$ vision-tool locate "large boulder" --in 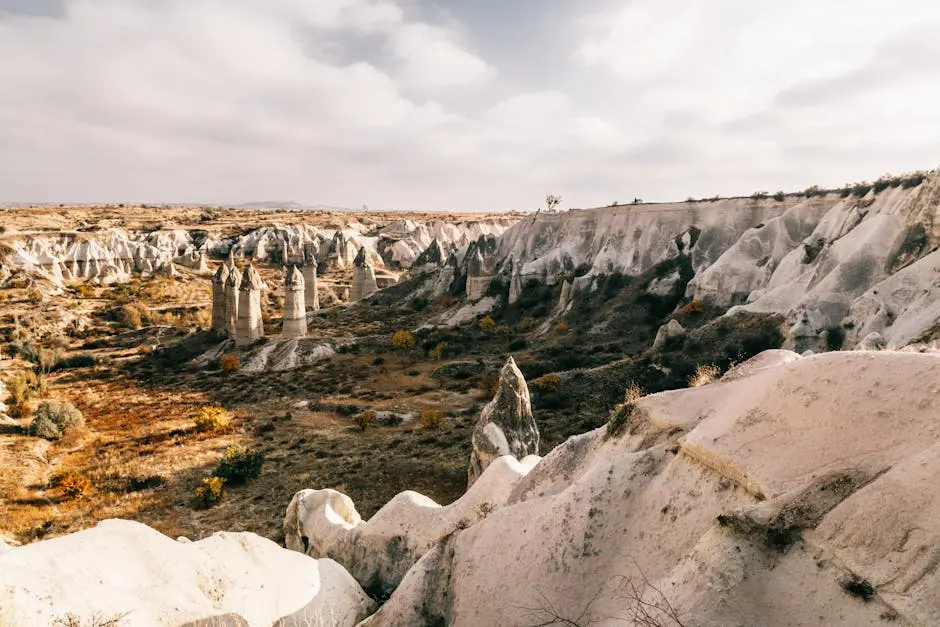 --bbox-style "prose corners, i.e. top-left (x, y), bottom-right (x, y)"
top-left (651, 319), bottom-right (685, 351)
top-left (0, 519), bottom-right (373, 626)
top-left (468, 357), bottom-right (540, 485)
